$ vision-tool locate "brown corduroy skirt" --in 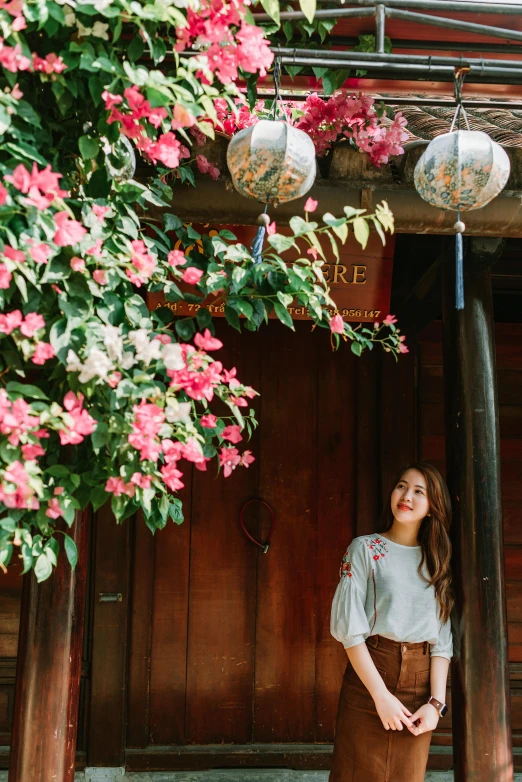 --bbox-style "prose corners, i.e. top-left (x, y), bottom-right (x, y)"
top-left (329, 635), bottom-right (433, 782)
